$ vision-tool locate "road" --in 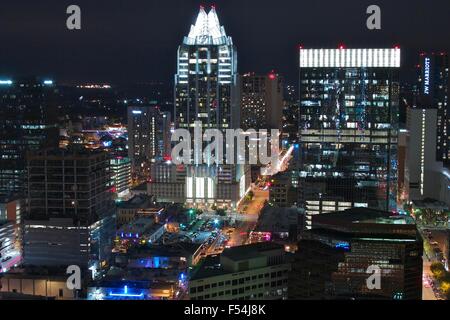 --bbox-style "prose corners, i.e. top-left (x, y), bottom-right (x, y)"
top-left (423, 259), bottom-right (438, 300)
top-left (228, 187), bottom-right (269, 247)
